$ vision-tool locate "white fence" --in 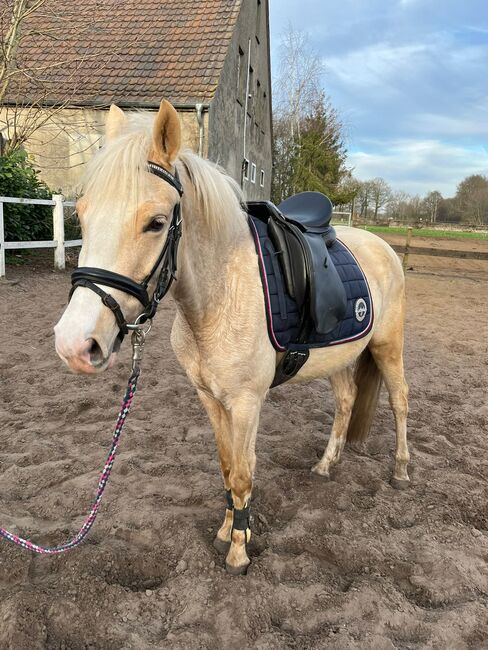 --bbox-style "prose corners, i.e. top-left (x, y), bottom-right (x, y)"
top-left (0, 201), bottom-right (354, 279)
top-left (0, 195), bottom-right (82, 278)
top-left (331, 210), bottom-right (352, 227)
